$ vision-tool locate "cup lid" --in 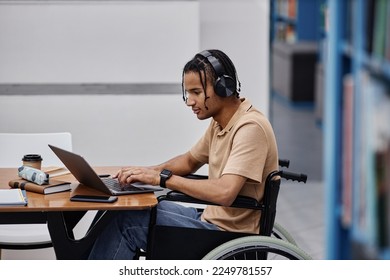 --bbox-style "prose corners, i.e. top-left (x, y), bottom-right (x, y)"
top-left (22, 154), bottom-right (43, 162)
